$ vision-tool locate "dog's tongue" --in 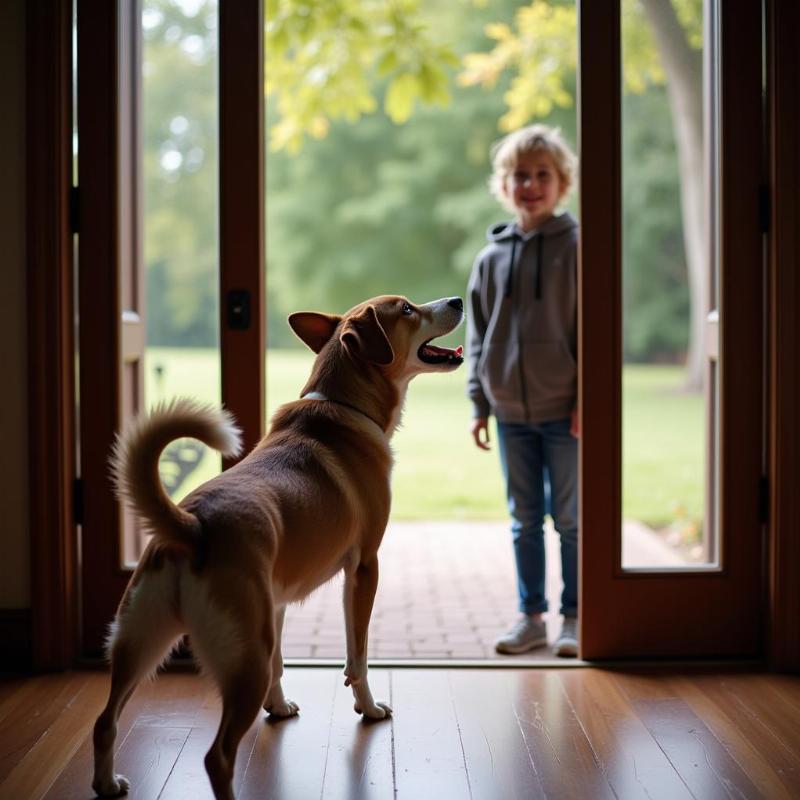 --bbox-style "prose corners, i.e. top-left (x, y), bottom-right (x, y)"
top-left (456, 346), bottom-right (463, 356)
